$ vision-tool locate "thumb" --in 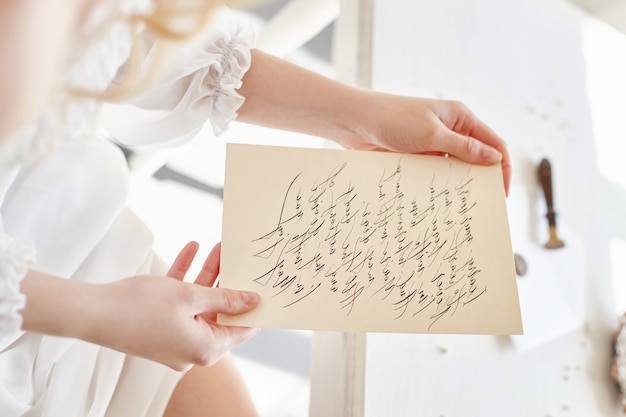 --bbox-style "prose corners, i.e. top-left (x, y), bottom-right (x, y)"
top-left (199, 287), bottom-right (260, 315)
top-left (444, 132), bottom-right (503, 165)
